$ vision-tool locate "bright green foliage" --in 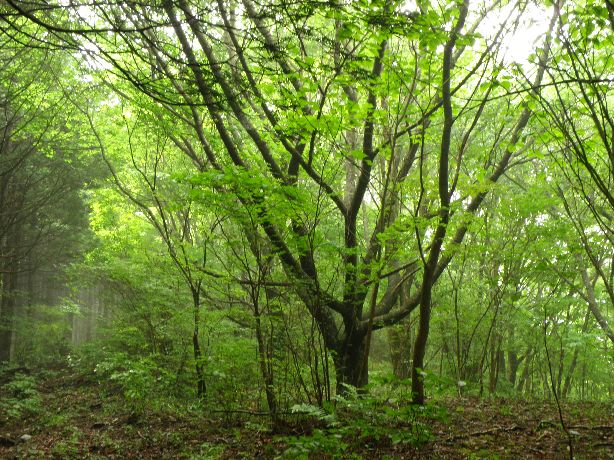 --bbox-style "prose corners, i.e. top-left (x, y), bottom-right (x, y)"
top-left (0, 0), bottom-right (612, 439)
